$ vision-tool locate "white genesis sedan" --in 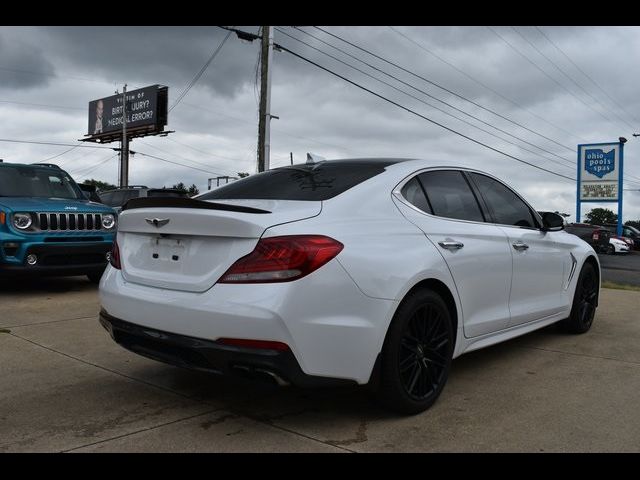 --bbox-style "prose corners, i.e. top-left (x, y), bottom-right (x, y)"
top-left (99, 159), bottom-right (600, 414)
